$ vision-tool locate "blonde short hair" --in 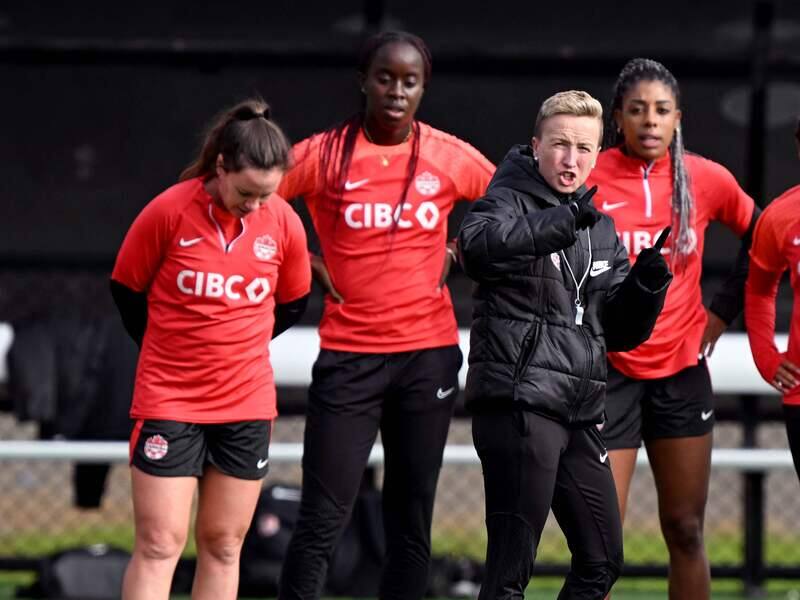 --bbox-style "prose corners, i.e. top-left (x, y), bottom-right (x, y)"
top-left (534, 90), bottom-right (604, 144)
